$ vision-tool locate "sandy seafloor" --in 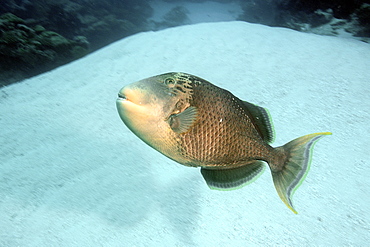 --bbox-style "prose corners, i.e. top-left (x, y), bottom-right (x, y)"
top-left (0, 21), bottom-right (369, 246)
